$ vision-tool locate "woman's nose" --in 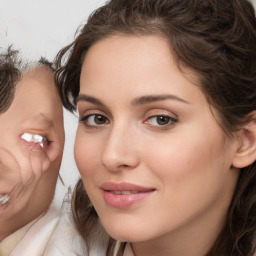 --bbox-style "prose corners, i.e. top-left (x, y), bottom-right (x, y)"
top-left (101, 125), bottom-right (140, 172)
